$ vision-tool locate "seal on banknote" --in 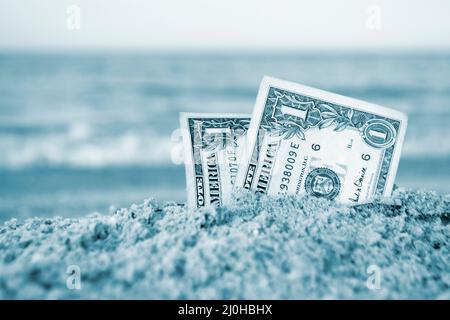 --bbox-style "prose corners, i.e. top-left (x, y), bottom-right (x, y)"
top-left (305, 168), bottom-right (341, 200)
